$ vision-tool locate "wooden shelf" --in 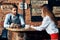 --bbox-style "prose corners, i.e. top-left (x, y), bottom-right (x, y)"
top-left (31, 0), bottom-right (48, 16)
